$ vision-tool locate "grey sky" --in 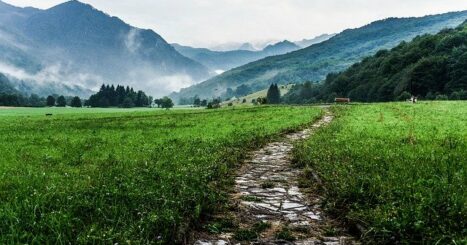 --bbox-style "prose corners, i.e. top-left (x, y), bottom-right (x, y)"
top-left (6, 0), bottom-right (467, 47)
